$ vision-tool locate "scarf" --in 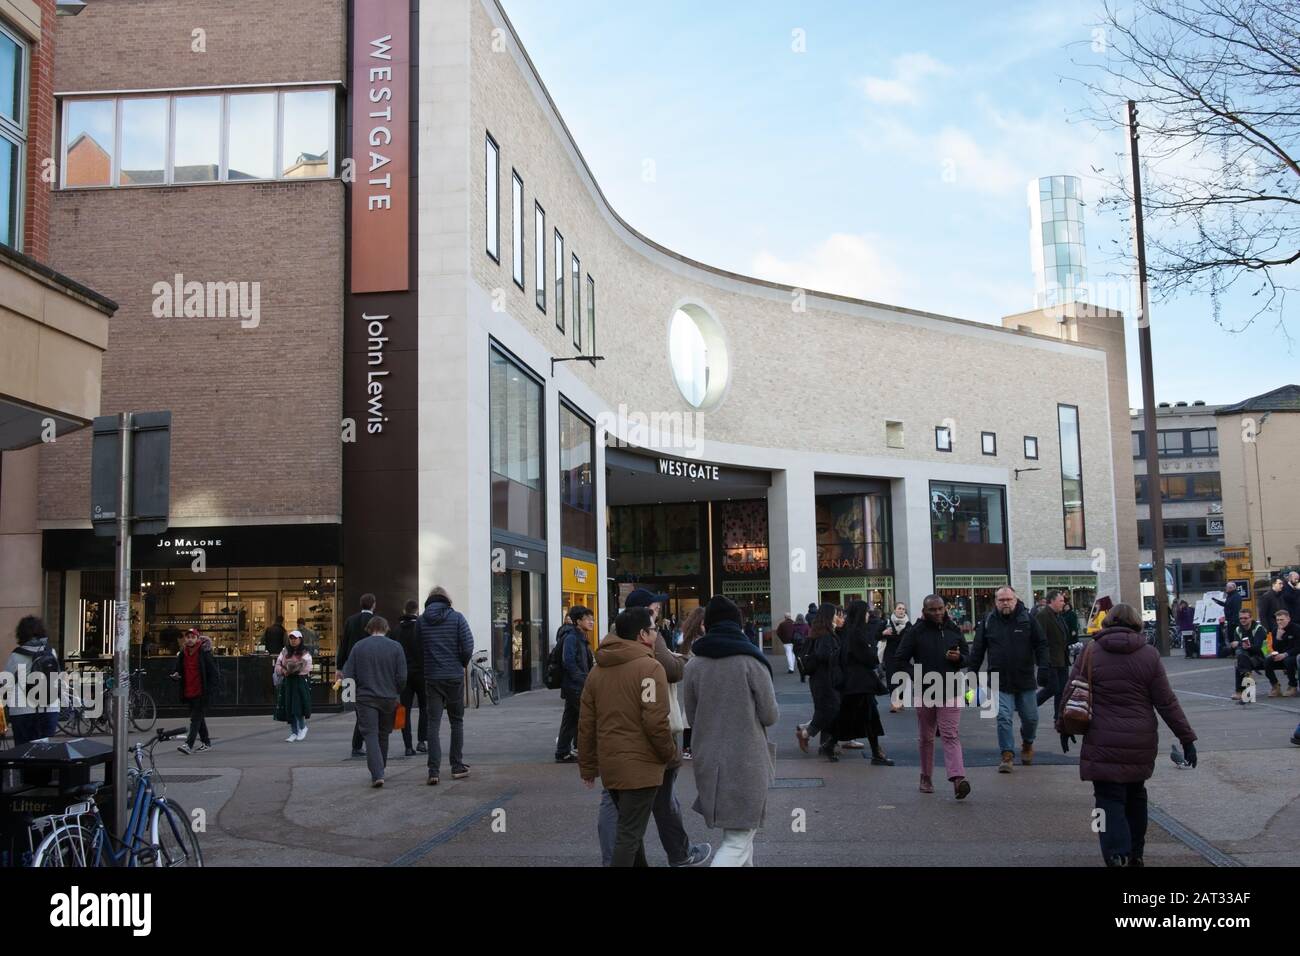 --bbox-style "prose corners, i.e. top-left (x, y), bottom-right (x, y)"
top-left (690, 619), bottom-right (772, 674)
top-left (889, 612), bottom-right (909, 631)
